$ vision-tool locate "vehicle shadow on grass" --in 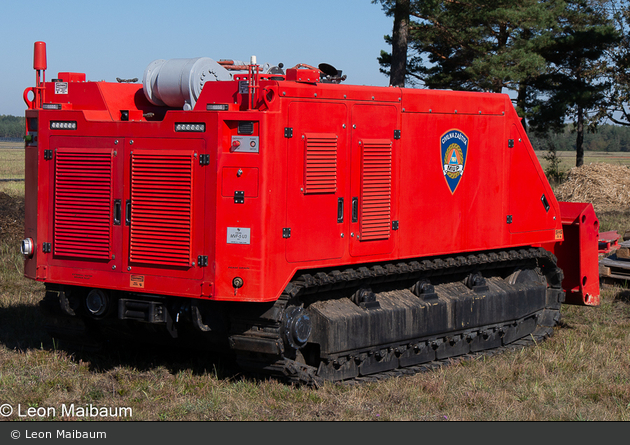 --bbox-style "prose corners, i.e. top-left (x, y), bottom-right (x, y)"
top-left (614, 289), bottom-right (630, 304)
top-left (0, 302), bottom-right (249, 383)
